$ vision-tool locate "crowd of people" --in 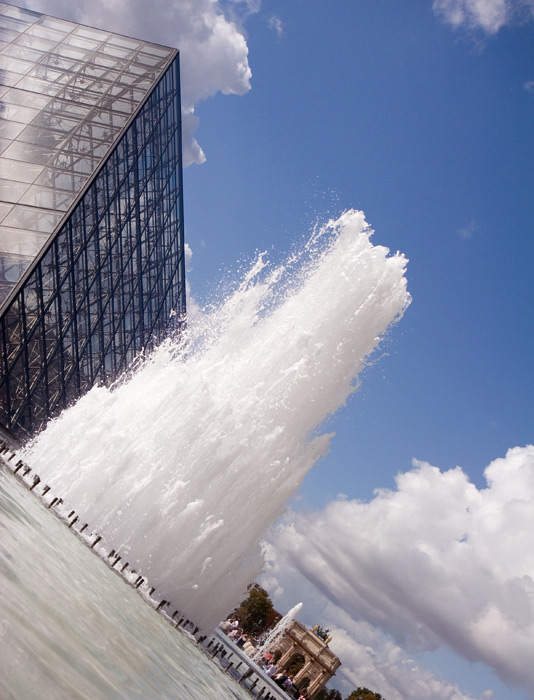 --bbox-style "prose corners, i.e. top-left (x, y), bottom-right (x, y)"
top-left (219, 619), bottom-right (309, 700)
